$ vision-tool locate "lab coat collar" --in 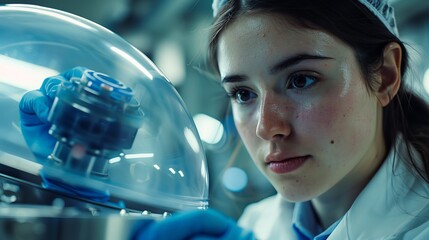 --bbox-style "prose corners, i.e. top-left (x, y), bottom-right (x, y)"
top-left (329, 138), bottom-right (429, 239)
